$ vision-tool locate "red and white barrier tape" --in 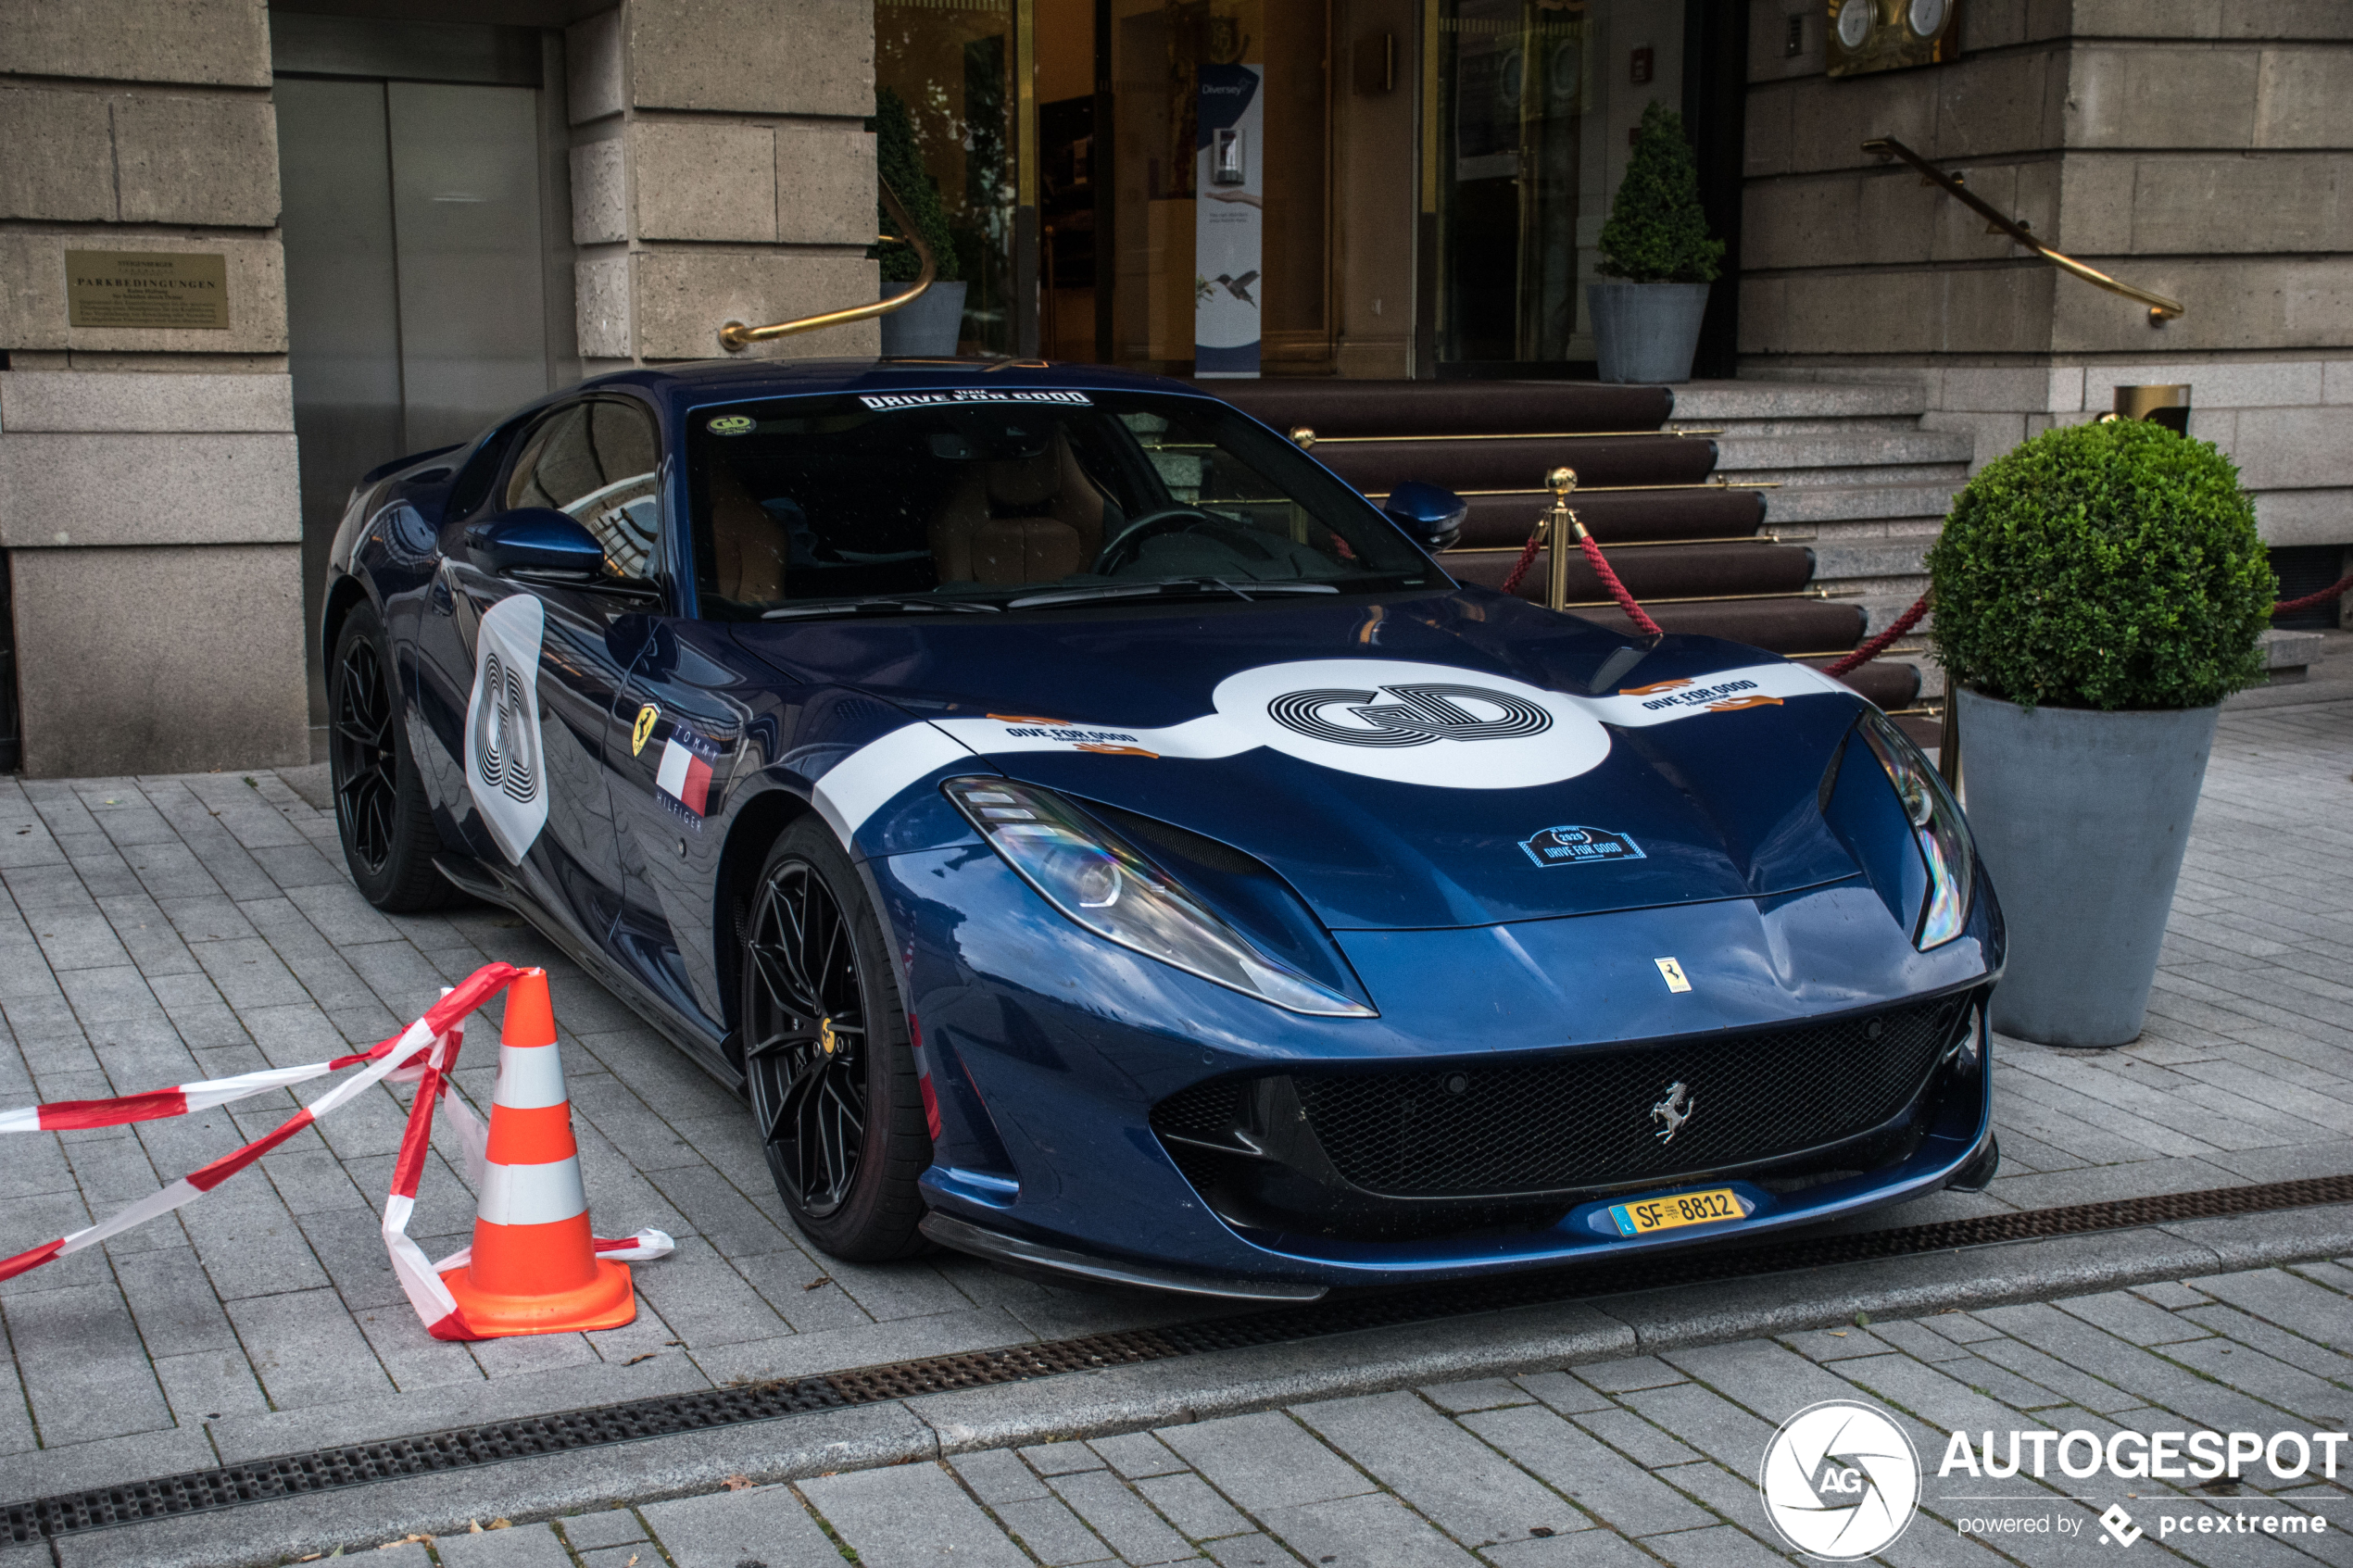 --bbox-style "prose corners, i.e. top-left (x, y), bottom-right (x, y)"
top-left (0, 962), bottom-right (673, 1339)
